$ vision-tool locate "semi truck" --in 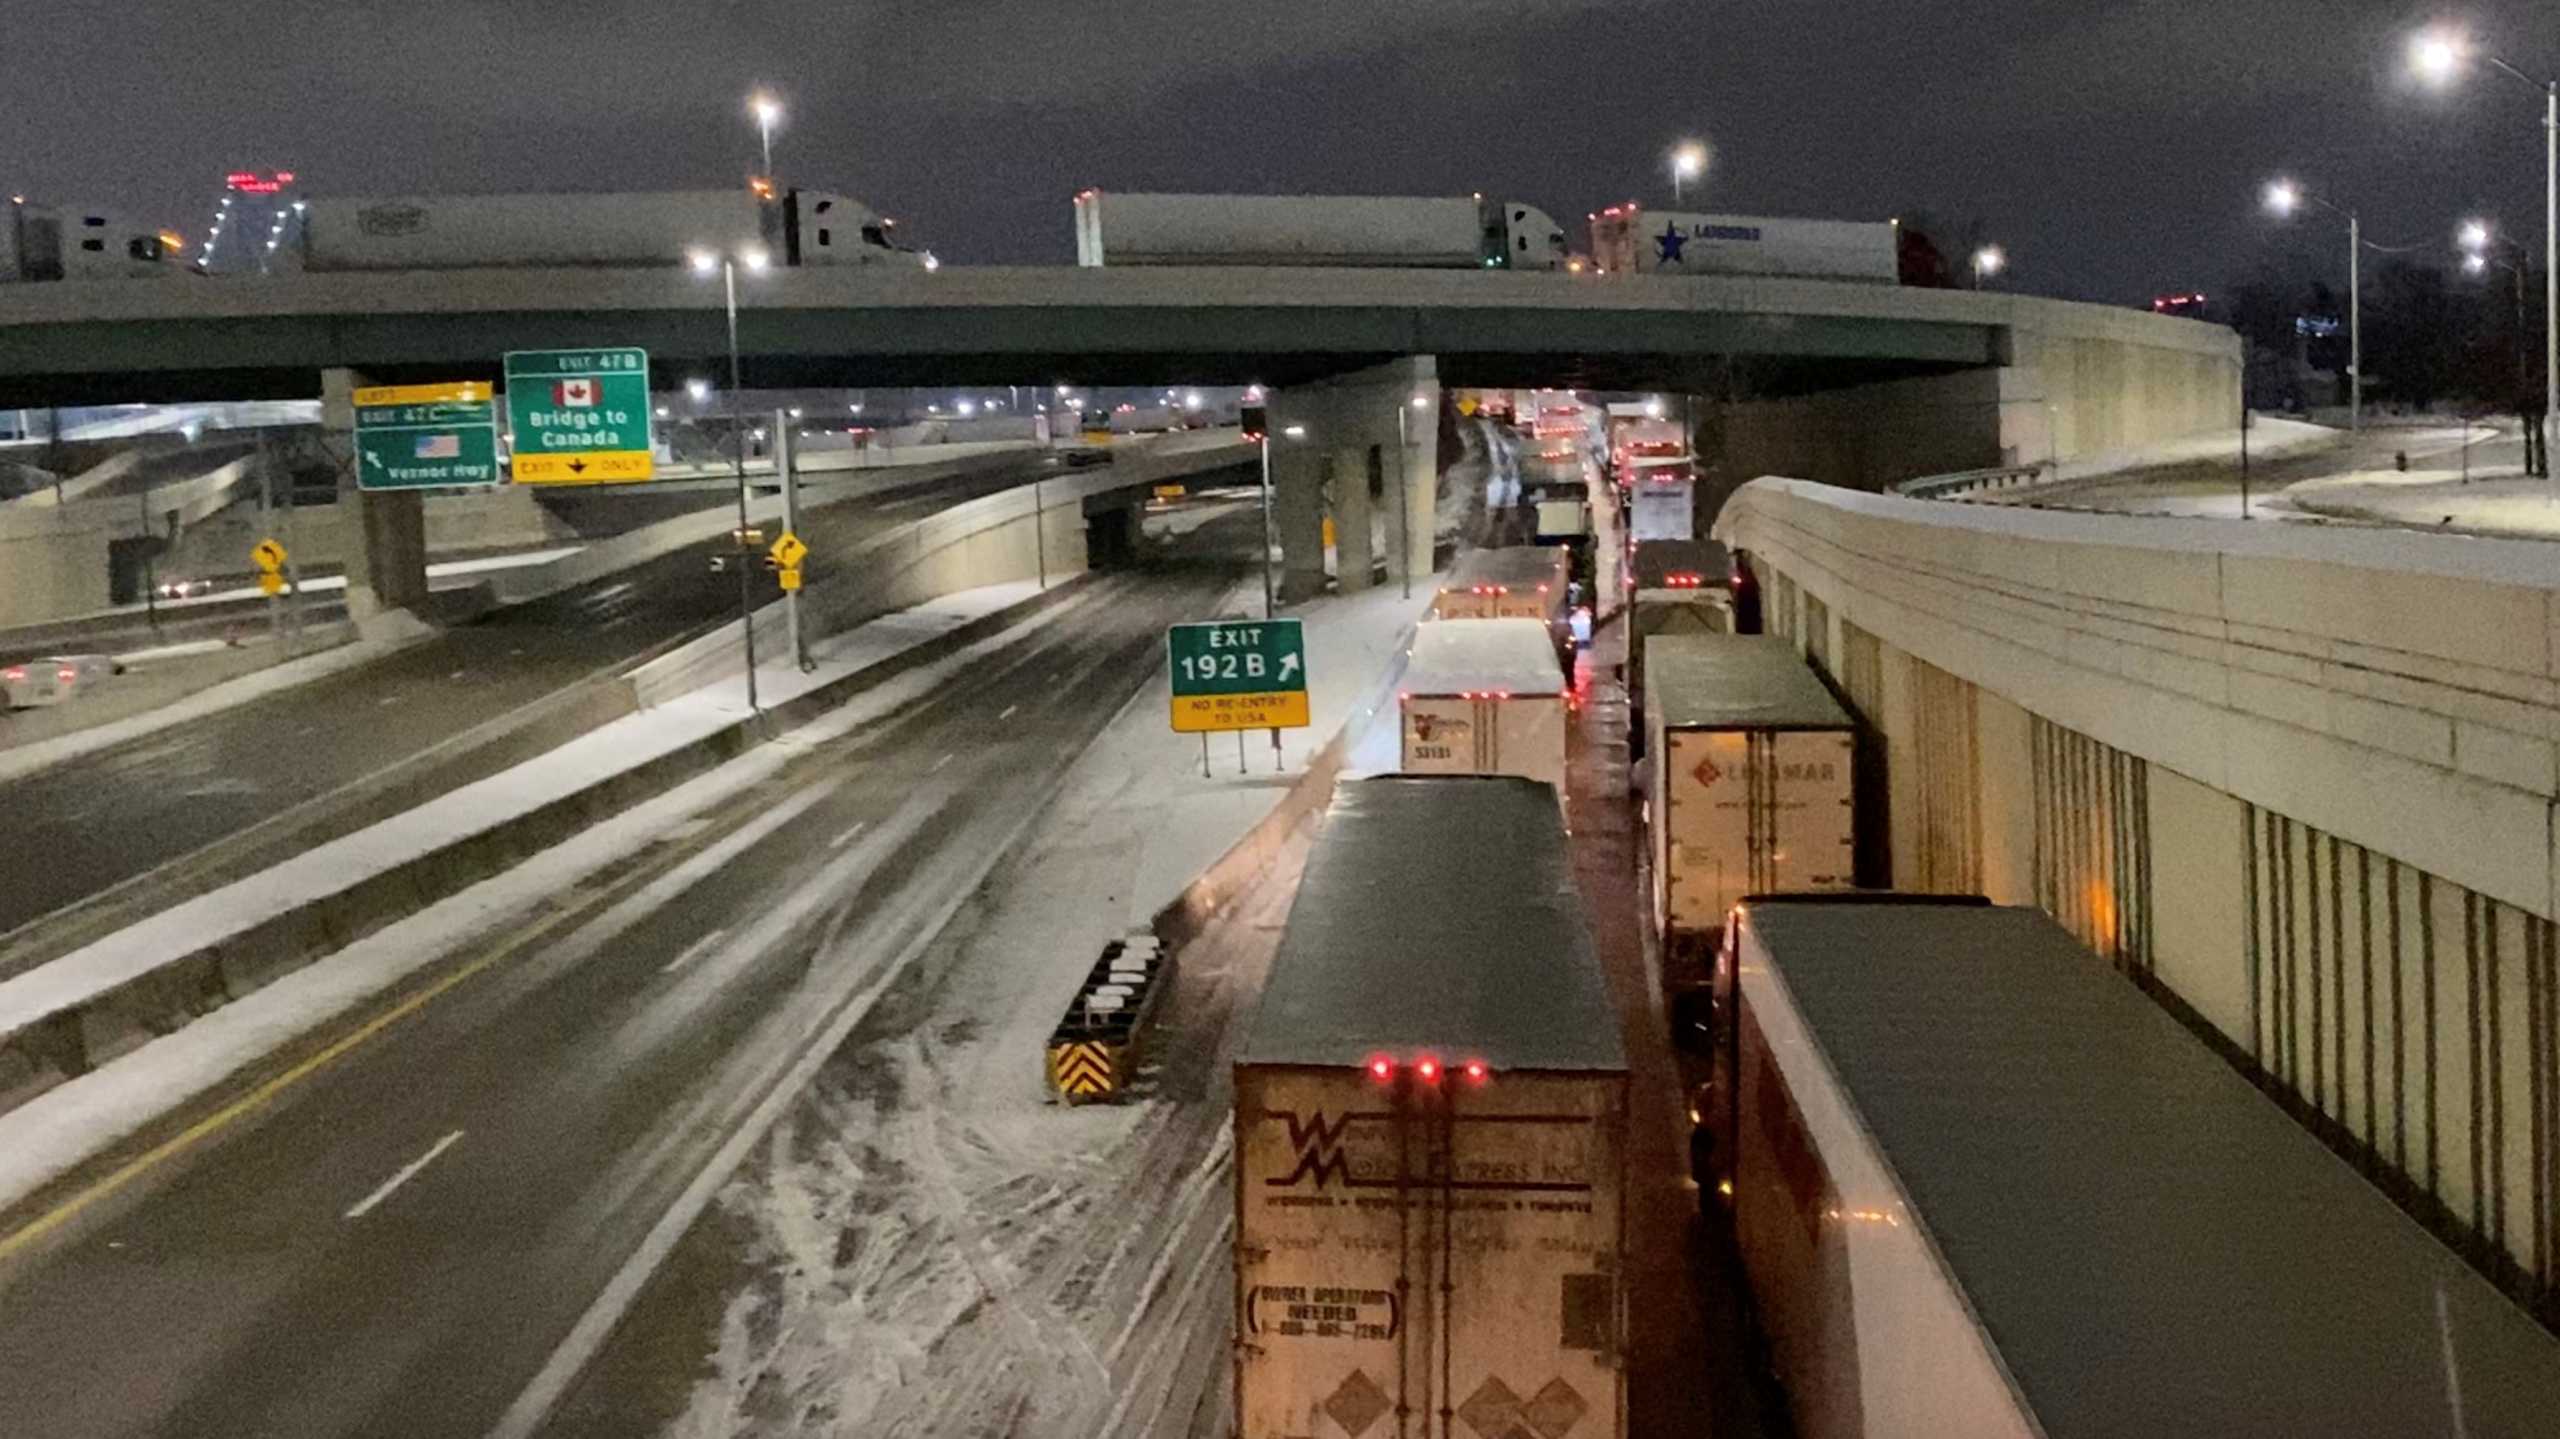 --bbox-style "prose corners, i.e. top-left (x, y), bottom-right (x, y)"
top-left (1591, 207), bottom-right (1901, 283)
top-left (1400, 618), bottom-right (1570, 798)
top-left (292, 188), bottom-right (923, 271)
top-left (1429, 545), bottom-right (1573, 650)
top-left (1234, 776), bottom-right (1627, 1439)
top-left (1713, 897), bottom-right (2560, 1439)
top-left (1073, 191), bottom-right (1568, 270)
top-left (3, 200), bottom-right (180, 282)
top-left (1622, 586), bottom-right (1731, 757)
top-left (1645, 635), bottom-right (1855, 965)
